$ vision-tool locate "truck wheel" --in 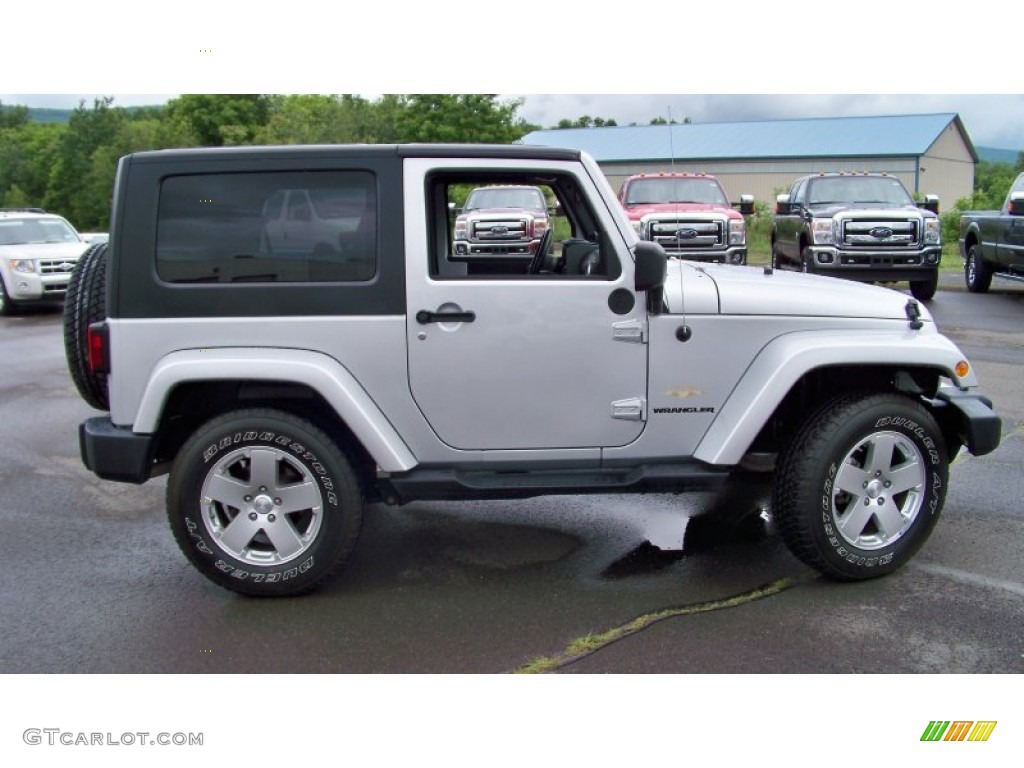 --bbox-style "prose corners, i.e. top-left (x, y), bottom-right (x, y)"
top-left (909, 271), bottom-right (938, 301)
top-left (62, 243), bottom-right (109, 410)
top-left (965, 245), bottom-right (992, 293)
top-left (772, 392), bottom-right (948, 581)
top-left (167, 409), bottom-right (364, 596)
